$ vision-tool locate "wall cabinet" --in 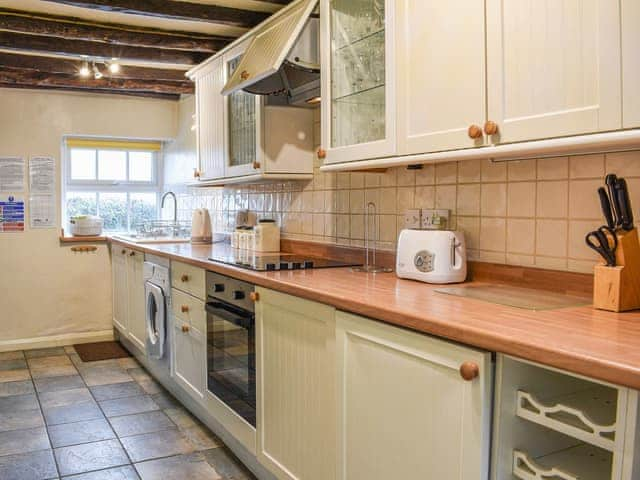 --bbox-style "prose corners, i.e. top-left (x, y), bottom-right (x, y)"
top-left (335, 311), bottom-right (492, 480)
top-left (622, 0), bottom-right (640, 128)
top-left (195, 56), bottom-right (225, 181)
top-left (111, 246), bottom-right (145, 353)
top-left (255, 288), bottom-right (336, 480)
